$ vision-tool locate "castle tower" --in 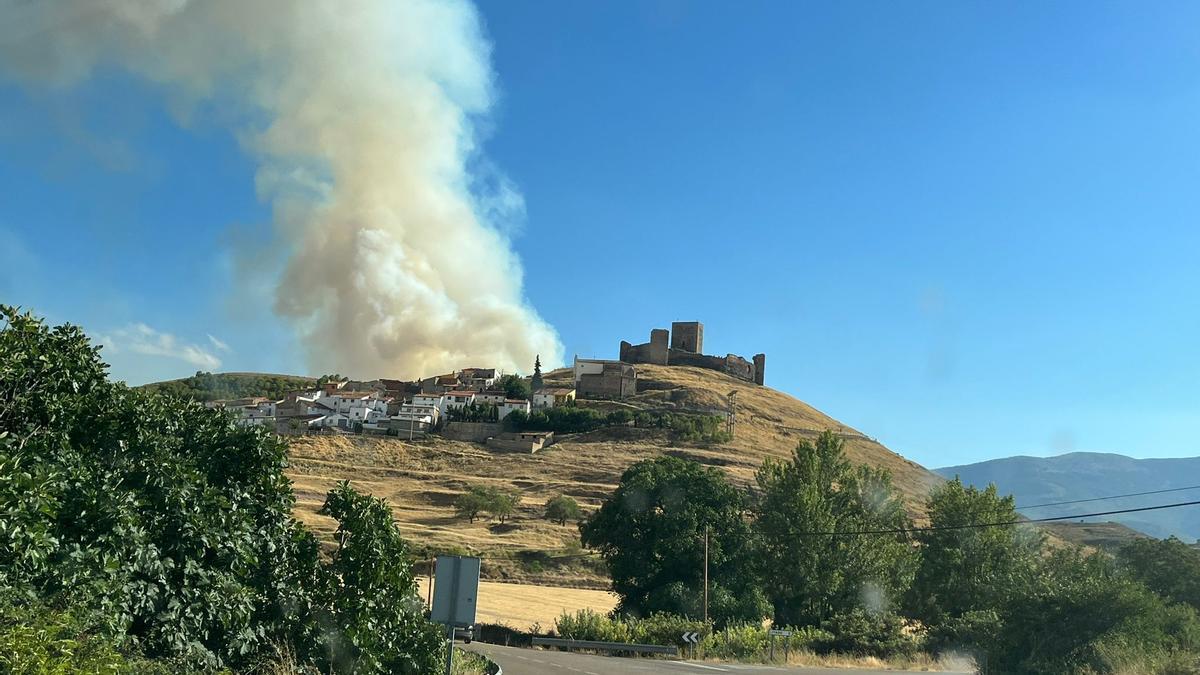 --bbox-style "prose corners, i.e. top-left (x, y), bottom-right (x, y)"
top-left (670, 321), bottom-right (704, 353)
top-left (753, 353), bottom-right (766, 386)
